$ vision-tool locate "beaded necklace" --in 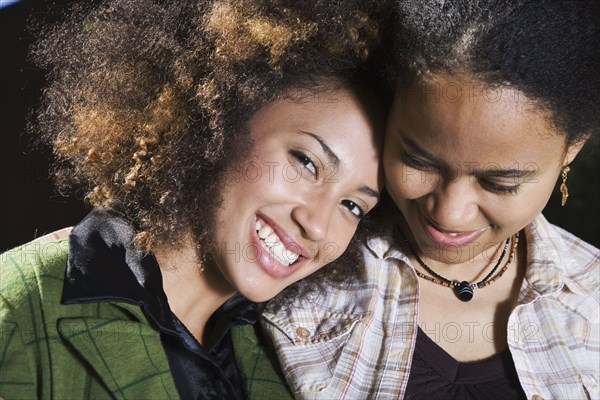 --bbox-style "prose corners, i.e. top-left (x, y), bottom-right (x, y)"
top-left (404, 232), bottom-right (519, 302)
